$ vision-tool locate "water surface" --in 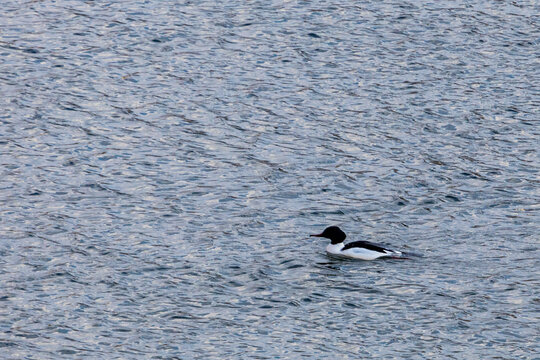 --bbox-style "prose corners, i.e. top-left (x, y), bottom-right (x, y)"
top-left (1, 1), bottom-right (539, 359)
